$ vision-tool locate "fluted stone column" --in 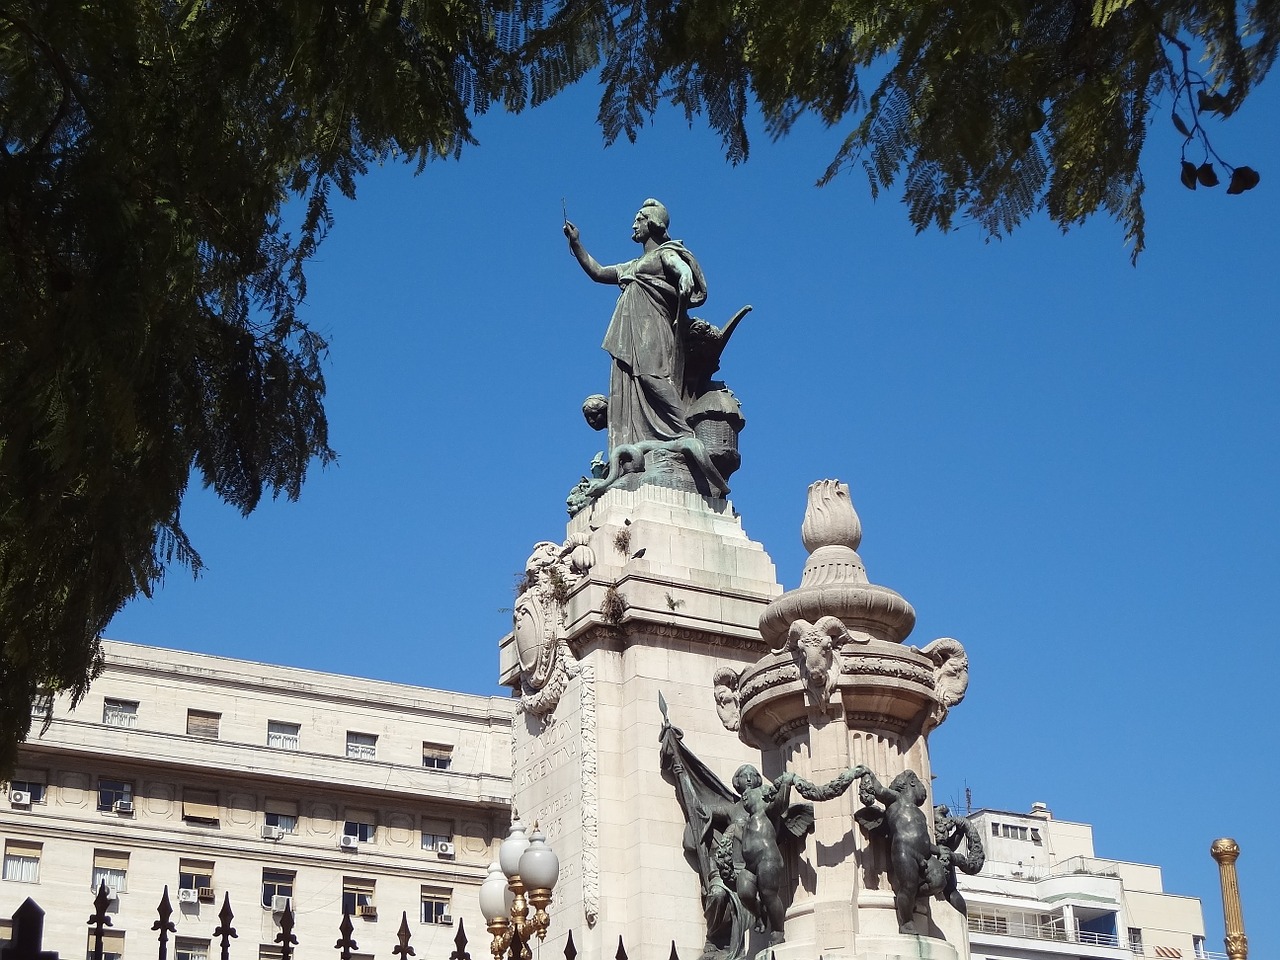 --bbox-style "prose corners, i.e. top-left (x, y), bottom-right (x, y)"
top-left (738, 481), bottom-right (971, 960)
top-left (1211, 838), bottom-right (1248, 960)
